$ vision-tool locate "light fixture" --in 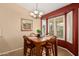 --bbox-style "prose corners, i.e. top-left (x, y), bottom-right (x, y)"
top-left (30, 3), bottom-right (43, 19)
